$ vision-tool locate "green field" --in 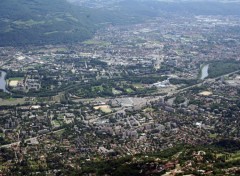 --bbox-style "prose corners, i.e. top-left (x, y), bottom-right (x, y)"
top-left (0, 133), bottom-right (4, 137)
top-left (92, 86), bottom-right (104, 92)
top-left (83, 40), bottom-right (111, 46)
top-left (52, 120), bottom-right (61, 127)
top-left (0, 98), bottom-right (26, 106)
top-left (7, 77), bottom-right (23, 81)
top-left (112, 88), bottom-right (122, 95)
top-left (44, 31), bottom-right (59, 35)
top-left (133, 83), bottom-right (144, 89)
top-left (126, 88), bottom-right (134, 93)
top-left (227, 151), bottom-right (240, 162)
top-left (209, 133), bottom-right (217, 138)
top-left (13, 19), bottom-right (45, 27)
top-left (54, 129), bottom-right (65, 136)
